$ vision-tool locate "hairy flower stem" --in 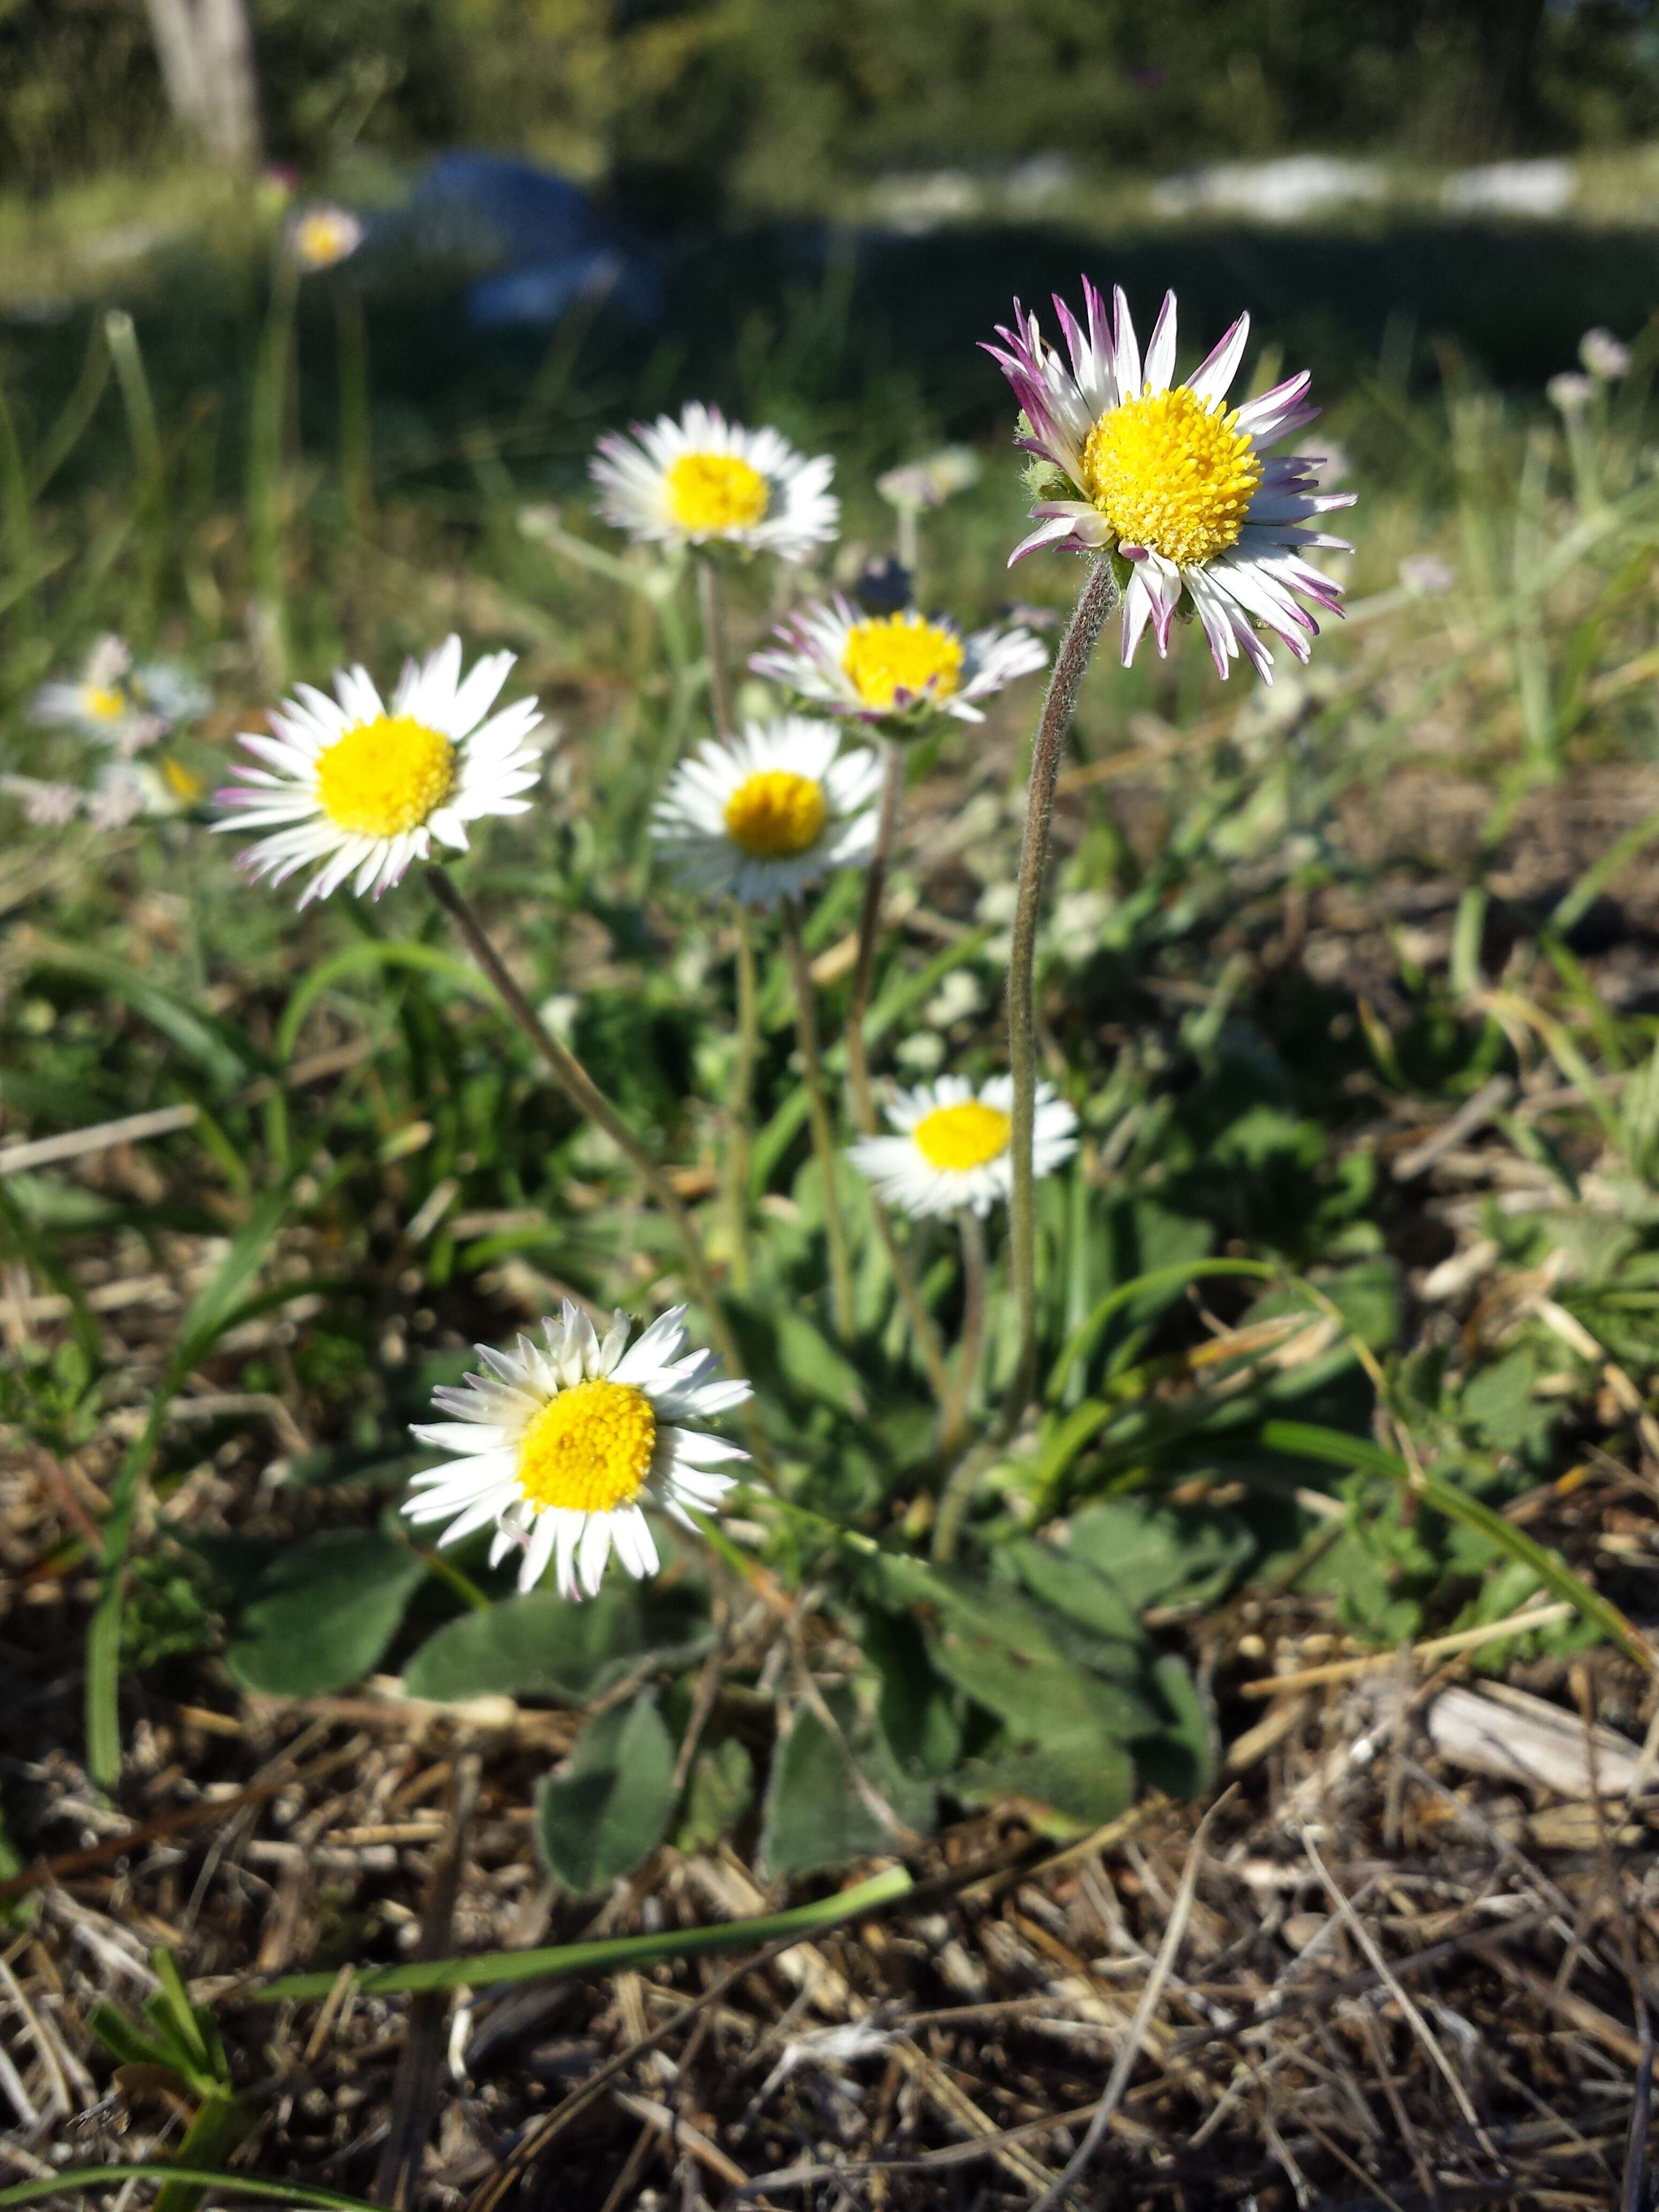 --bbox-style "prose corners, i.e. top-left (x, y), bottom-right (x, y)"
top-left (428, 865), bottom-right (744, 1384)
top-left (1005, 557), bottom-right (1117, 1420)
top-left (781, 901), bottom-right (857, 1343)
top-left (937, 1206), bottom-right (987, 1466)
top-left (723, 905), bottom-right (759, 1295)
top-left (846, 738), bottom-right (902, 1137)
top-left (843, 738), bottom-right (952, 1401)
top-left (696, 557), bottom-right (736, 742)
